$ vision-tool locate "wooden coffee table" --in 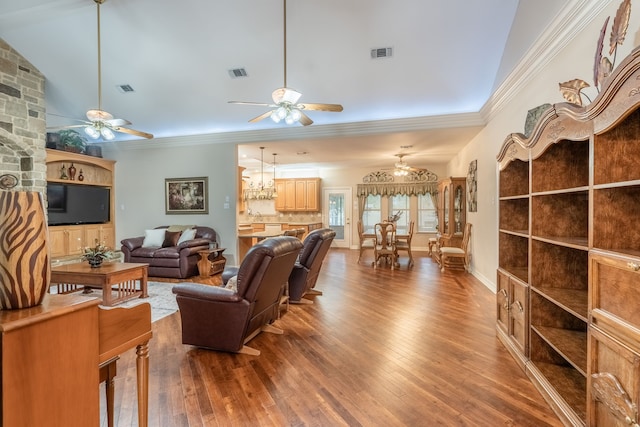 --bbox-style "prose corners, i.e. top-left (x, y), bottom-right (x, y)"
top-left (50, 262), bottom-right (149, 306)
